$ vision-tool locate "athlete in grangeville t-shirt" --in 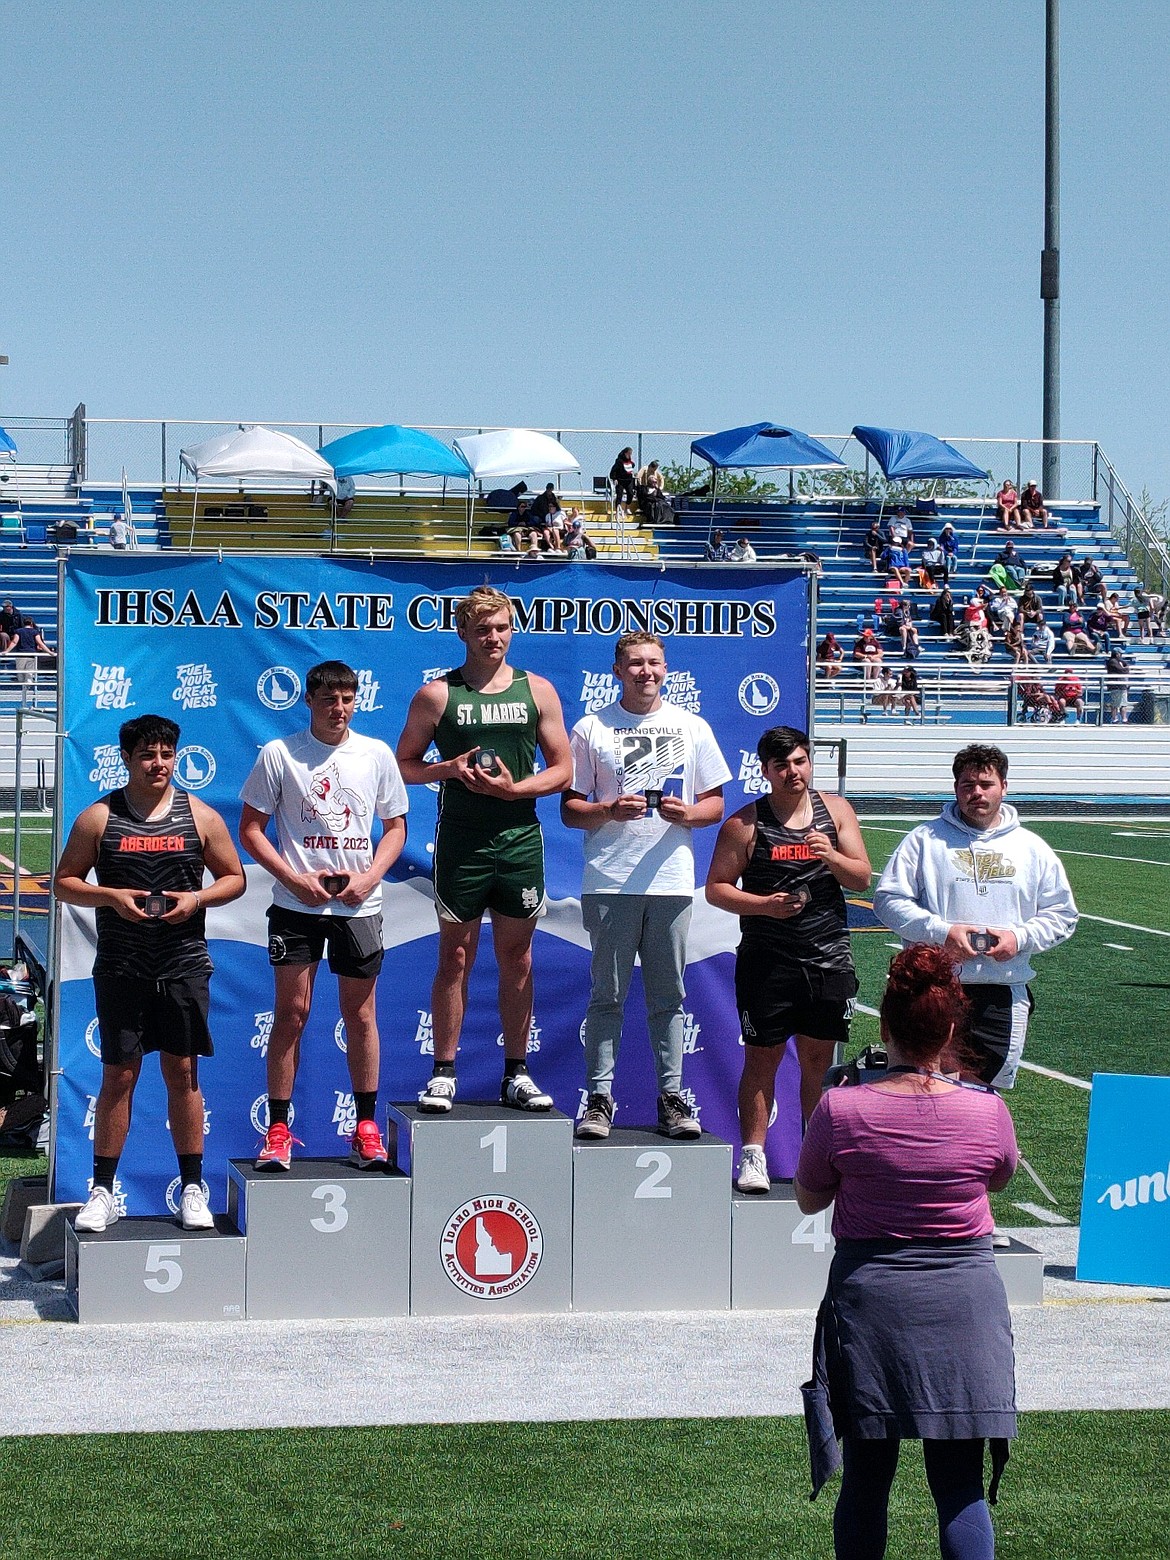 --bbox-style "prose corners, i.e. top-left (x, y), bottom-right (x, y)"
top-left (706, 725), bottom-right (871, 1194)
top-left (396, 585), bottom-right (572, 1114)
top-left (562, 631), bottom-right (731, 1140)
top-left (239, 661), bottom-right (408, 1171)
top-left (54, 713), bottom-right (245, 1233)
